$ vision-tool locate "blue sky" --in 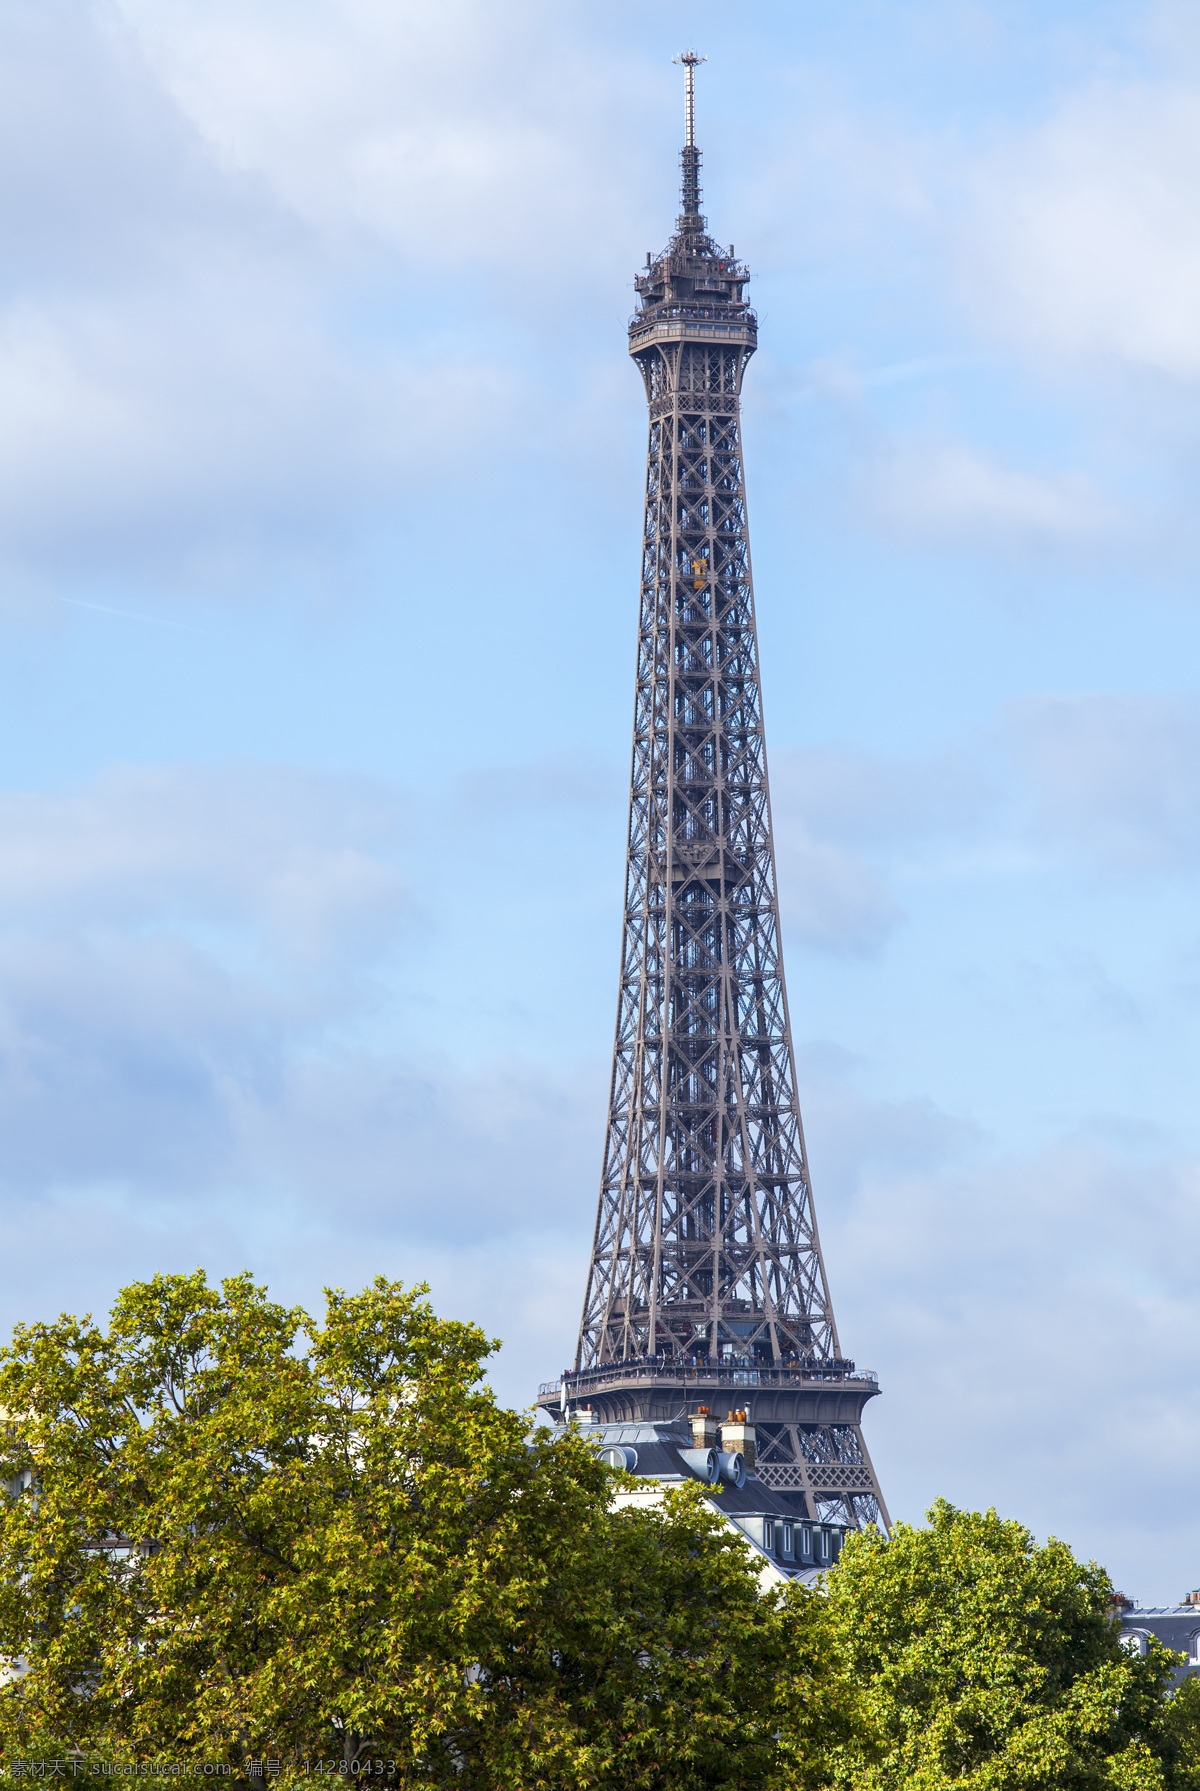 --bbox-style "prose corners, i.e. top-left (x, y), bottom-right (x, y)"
top-left (3, 0), bottom-right (1200, 1601)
